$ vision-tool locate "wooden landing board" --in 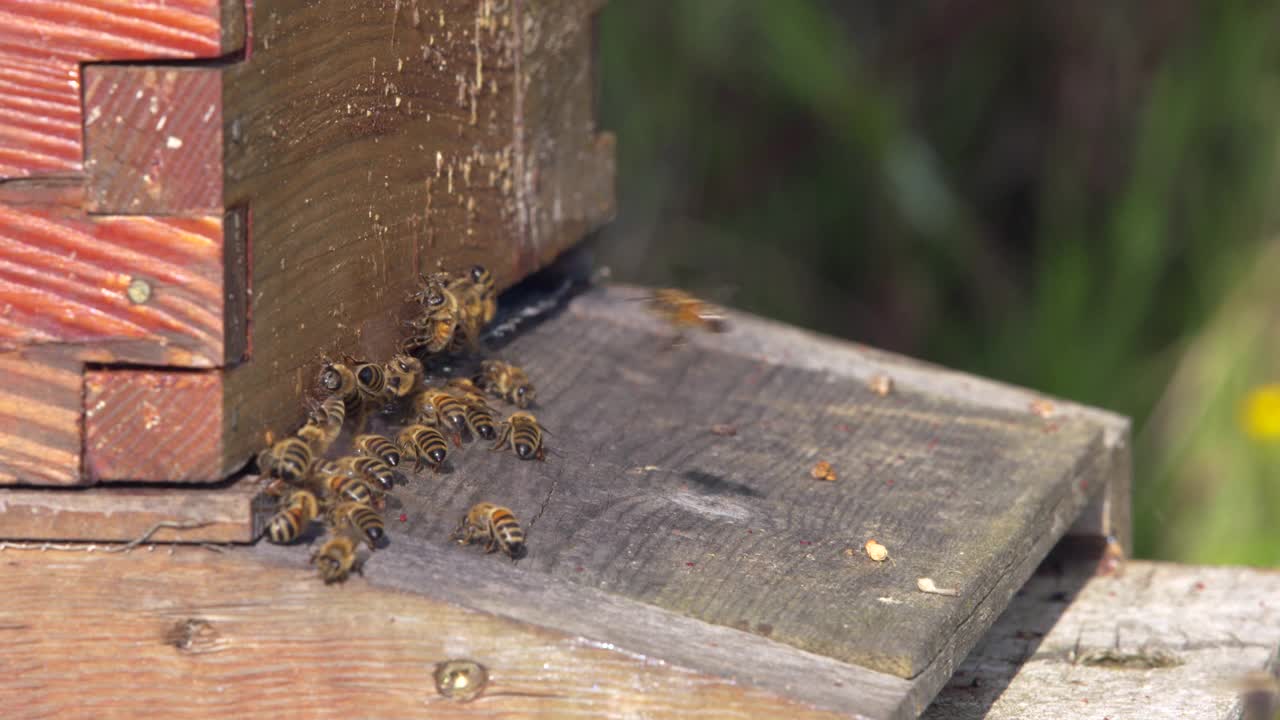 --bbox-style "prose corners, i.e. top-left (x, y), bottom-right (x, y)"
top-left (0, 546), bottom-right (869, 720)
top-left (925, 549), bottom-right (1280, 720)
